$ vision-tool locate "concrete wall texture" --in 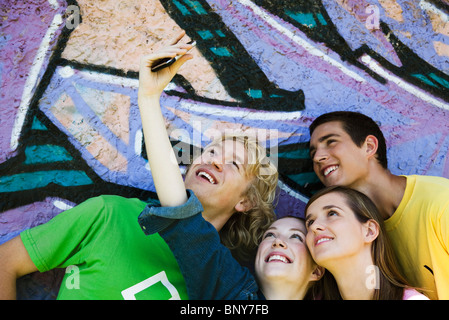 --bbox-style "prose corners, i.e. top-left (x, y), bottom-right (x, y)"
top-left (1, 0), bottom-right (448, 299)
